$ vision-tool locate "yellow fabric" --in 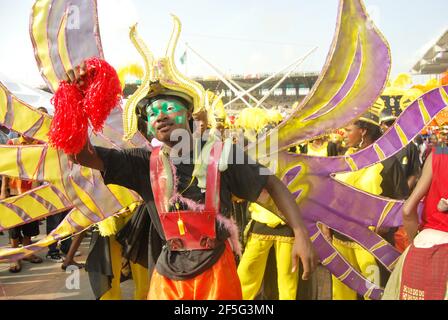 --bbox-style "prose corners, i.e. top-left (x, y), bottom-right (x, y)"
top-left (130, 261), bottom-right (150, 300)
top-left (335, 162), bottom-right (384, 196)
top-left (238, 234), bottom-right (298, 300)
top-left (331, 238), bottom-right (379, 300)
top-left (249, 203), bottom-right (285, 228)
top-left (100, 236), bottom-right (149, 300)
top-left (97, 204), bottom-right (136, 237)
top-left (100, 235), bottom-right (123, 300)
top-left (332, 148), bottom-right (384, 300)
top-left (307, 141), bottom-right (329, 157)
